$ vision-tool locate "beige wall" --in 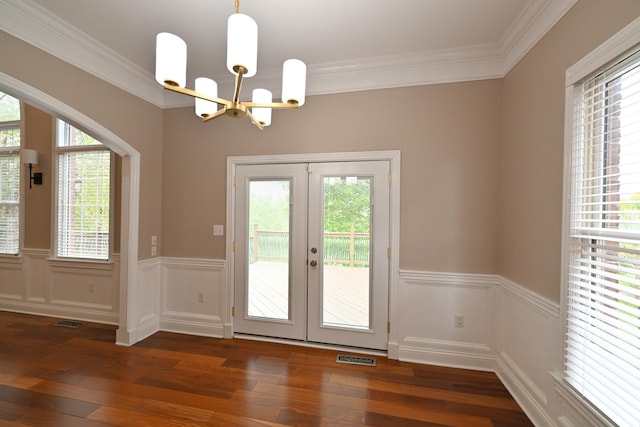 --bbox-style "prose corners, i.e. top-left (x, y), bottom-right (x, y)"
top-left (162, 80), bottom-right (502, 273)
top-left (22, 104), bottom-right (52, 249)
top-left (499, 0), bottom-right (640, 301)
top-left (0, 30), bottom-right (163, 259)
